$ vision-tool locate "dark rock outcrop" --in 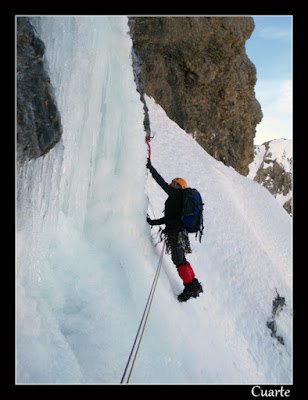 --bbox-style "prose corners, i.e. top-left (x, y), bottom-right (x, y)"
top-left (129, 16), bottom-right (262, 176)
top-left (248, 139), bottom-right (292, 215)
top-left (267, 290), bottom-right (286, 345)
top-left (131, 48), bottom-right (151, 138)
top-left (17, 17), bottom-right (62, 163)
